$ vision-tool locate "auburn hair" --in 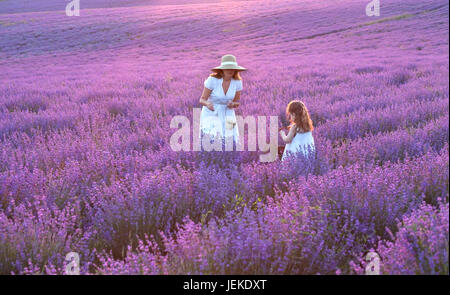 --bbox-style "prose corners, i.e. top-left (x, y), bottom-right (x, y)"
top-left (209, 69), bottom-right (242, 80)
top-left (286, 100), bottom-right (314, 133)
